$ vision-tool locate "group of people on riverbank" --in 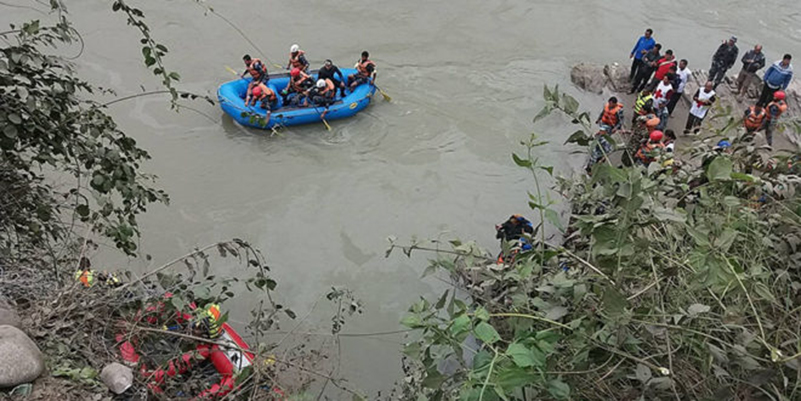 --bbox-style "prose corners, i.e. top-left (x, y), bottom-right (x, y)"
top-left (591, 28), bottom-right (794, 171)
top-left (238, 45), bottom-right (377, 115)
